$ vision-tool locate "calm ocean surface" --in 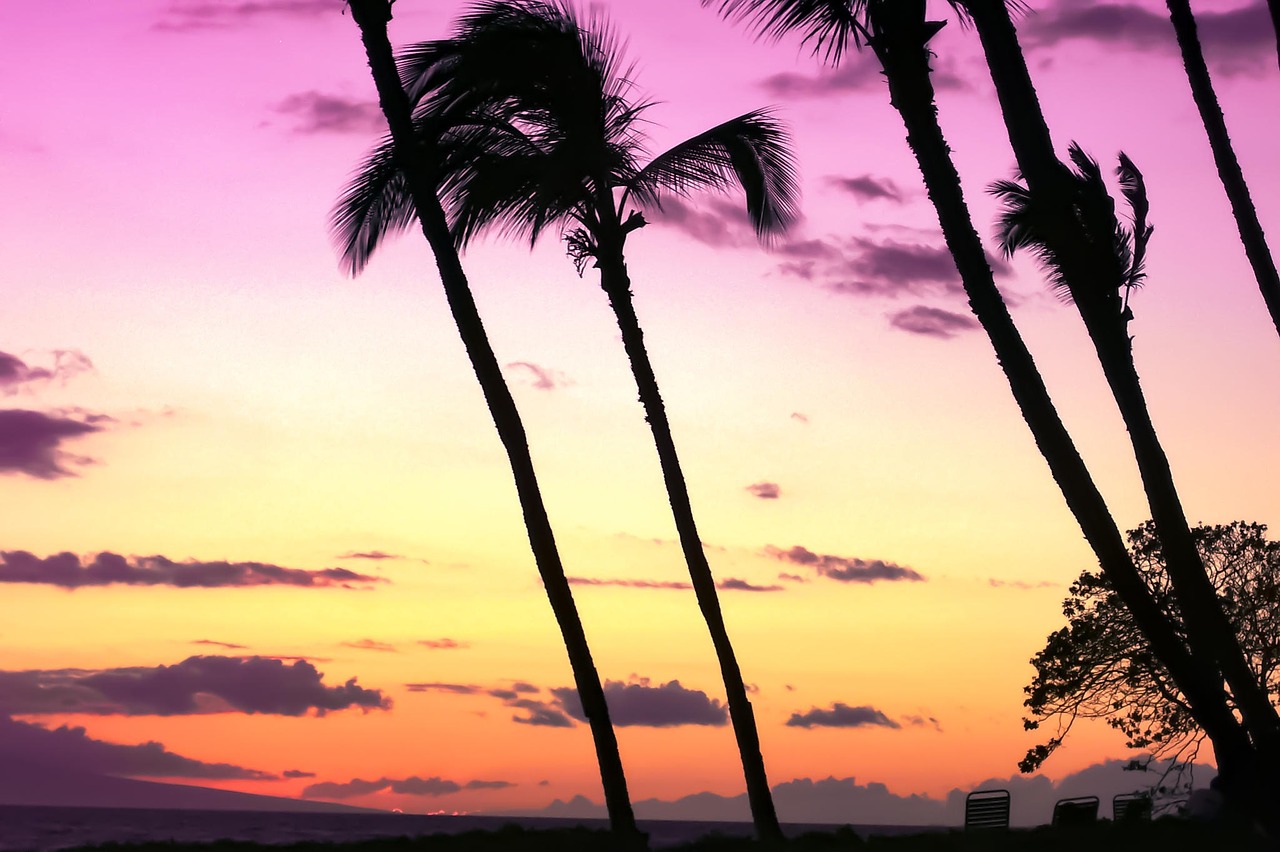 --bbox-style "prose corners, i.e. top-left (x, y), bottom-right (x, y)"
top-left (0, 805), bottom-right (932, 851)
